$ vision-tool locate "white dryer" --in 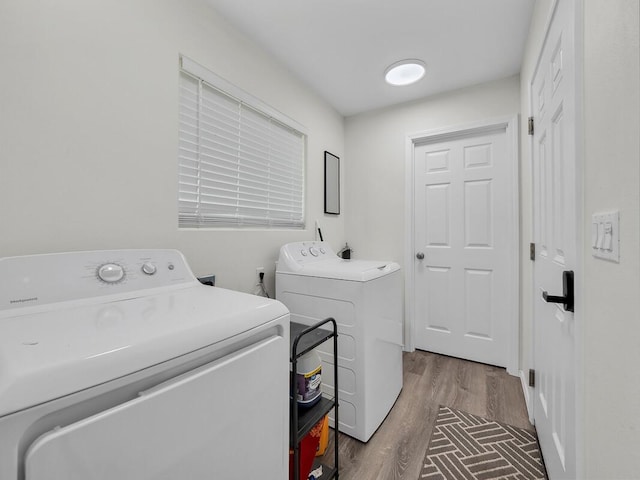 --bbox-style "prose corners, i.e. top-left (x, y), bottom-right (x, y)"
top-left (276, 241), bottom-right (403, 442)
top-left (0, 249), bottom-right (289, 480)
